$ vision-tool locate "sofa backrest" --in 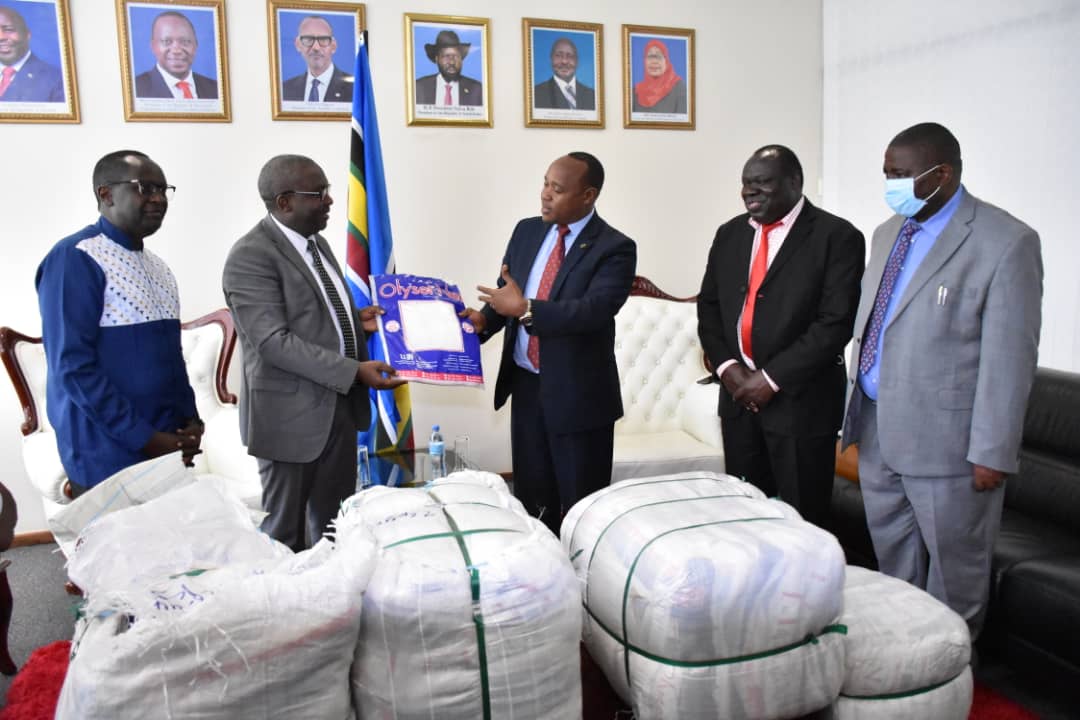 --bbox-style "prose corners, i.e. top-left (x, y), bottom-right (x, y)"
top-left (1006, 367), bottom-right (1080, 530)
top-left (614, 277), bottom-right (705, 435)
